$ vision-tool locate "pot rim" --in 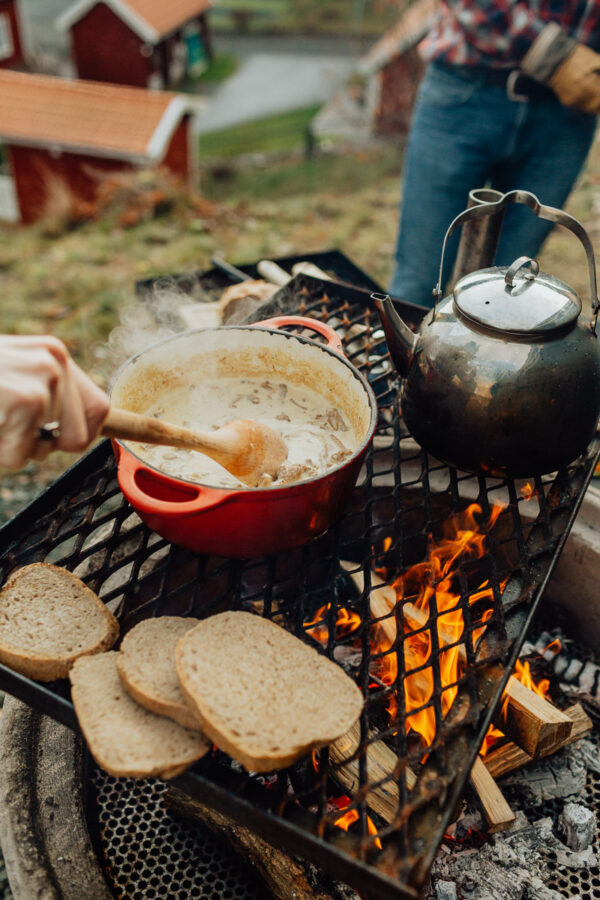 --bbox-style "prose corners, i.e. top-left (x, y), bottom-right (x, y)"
top-left (109, 323), bottom-right (379, 493)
